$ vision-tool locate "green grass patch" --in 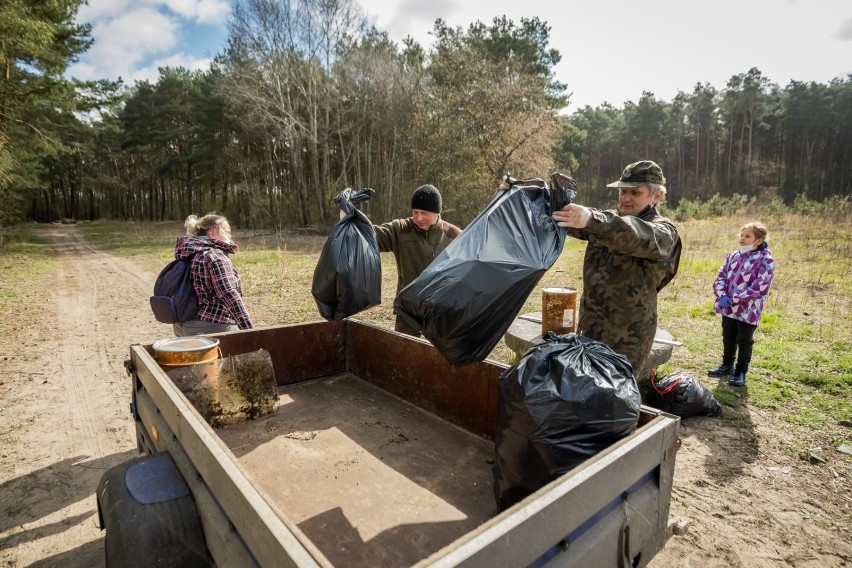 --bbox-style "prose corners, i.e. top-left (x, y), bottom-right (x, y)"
top-left (785, 406), bottom-right (828, 429)
top-left (676, 258), bottom-right (719, 278)
top-left (687, 304), bottom-right (712, 319)
top-left (749, 378), bottom-right (799, 409)
top-left (0, 224), bottom-right (57, 334)
top-left (76, 220), bottom-right (180, 257)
